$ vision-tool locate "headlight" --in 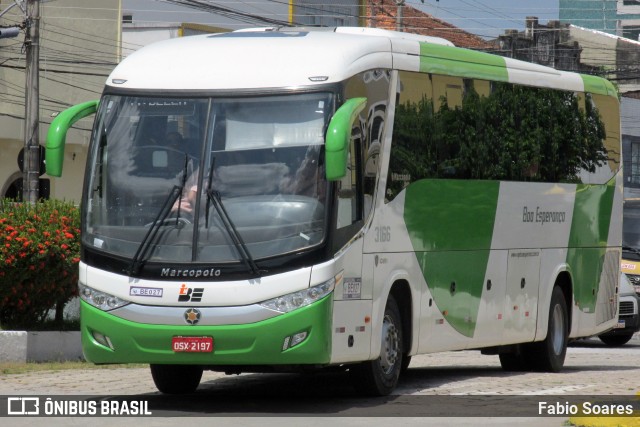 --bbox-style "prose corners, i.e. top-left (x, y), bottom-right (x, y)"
top-left (259, 272), bottom-right (340, 313)
top-left (627, 274), bottom-right (640, 297)
top-left (79, 284), bottom-right (129, 311)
